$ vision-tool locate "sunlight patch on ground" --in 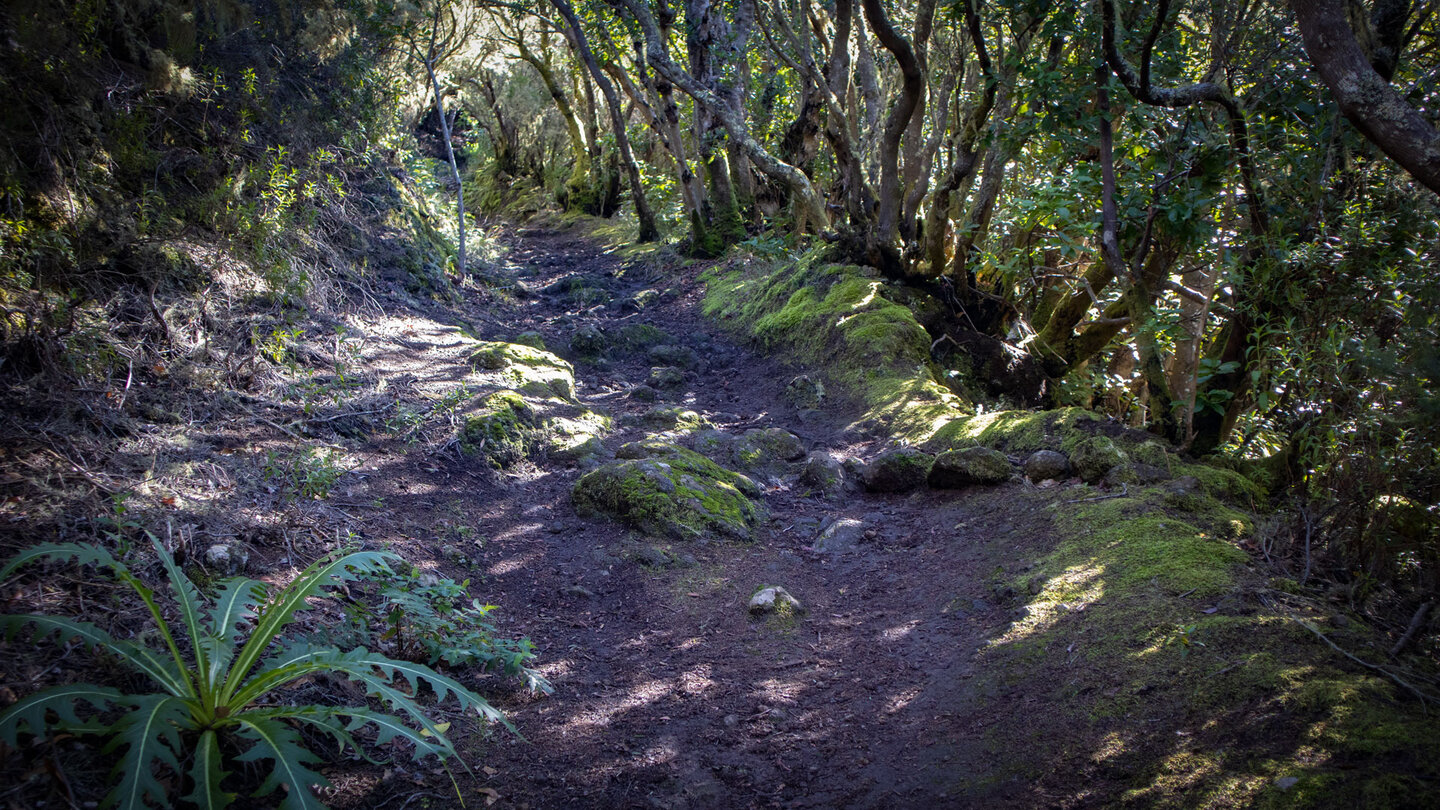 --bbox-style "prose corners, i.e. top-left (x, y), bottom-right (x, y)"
top-left (487, 549), bottom-right (540, 576)
top-left (880, 619), bottom-right (921, 643)
top-left (989, 561), bottom-right (1106, 647)
top-left (677, 665), bottom-right (715, 696)
top-left (752, 677), bottom-right (802, 705)
top-left (561, 679), bottom-right (672, 733)
top-left (884, 685), bottom-right (922, 715)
